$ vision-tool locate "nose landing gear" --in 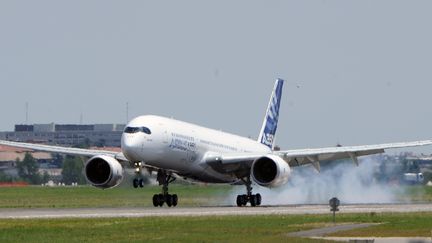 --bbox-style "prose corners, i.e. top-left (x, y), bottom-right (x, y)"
top-left (132, 162), bottom-right (146, 188)
top-left (132, 178), bottom-right (145, 188)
